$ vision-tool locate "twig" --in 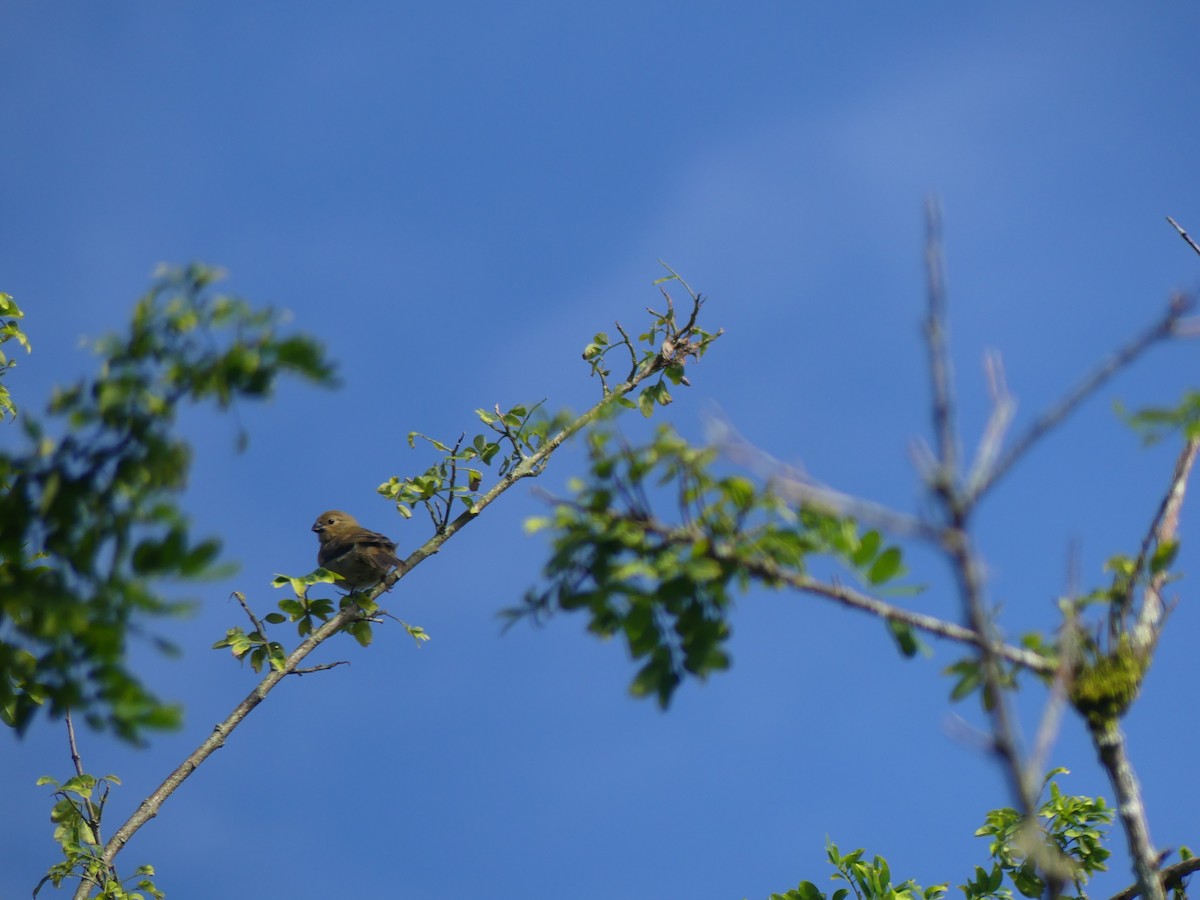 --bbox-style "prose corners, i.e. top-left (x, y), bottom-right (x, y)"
top-left (1023, 599), bottom-right (1078, 800)
top-left (65, 710), bottom-right (105, 858)
top-left (706, 414), bottom-right (934, 539)
top-left (232, 591), bottom-right (267, 639)
top-left (1165, 215), bottom-right (1200, 258)
top-left (442, 432), bottom-right (466, 532)
top-left (923, 198), bottom-right (958, 490)
top-left (288, 661), bottom-right (350, 676)
top-left (656, 260), bottom-right (700, 310)
top-left (65, 709), bottom-right (86, 779)
top-left (964, 295), bottom-right (1194, 508)
top-left (1132, 437), bottom-right (1199, 645)
top-left (965, 351), bottom-right (1016, 496)
top-left (614, 321), bottom-right (638, 382)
